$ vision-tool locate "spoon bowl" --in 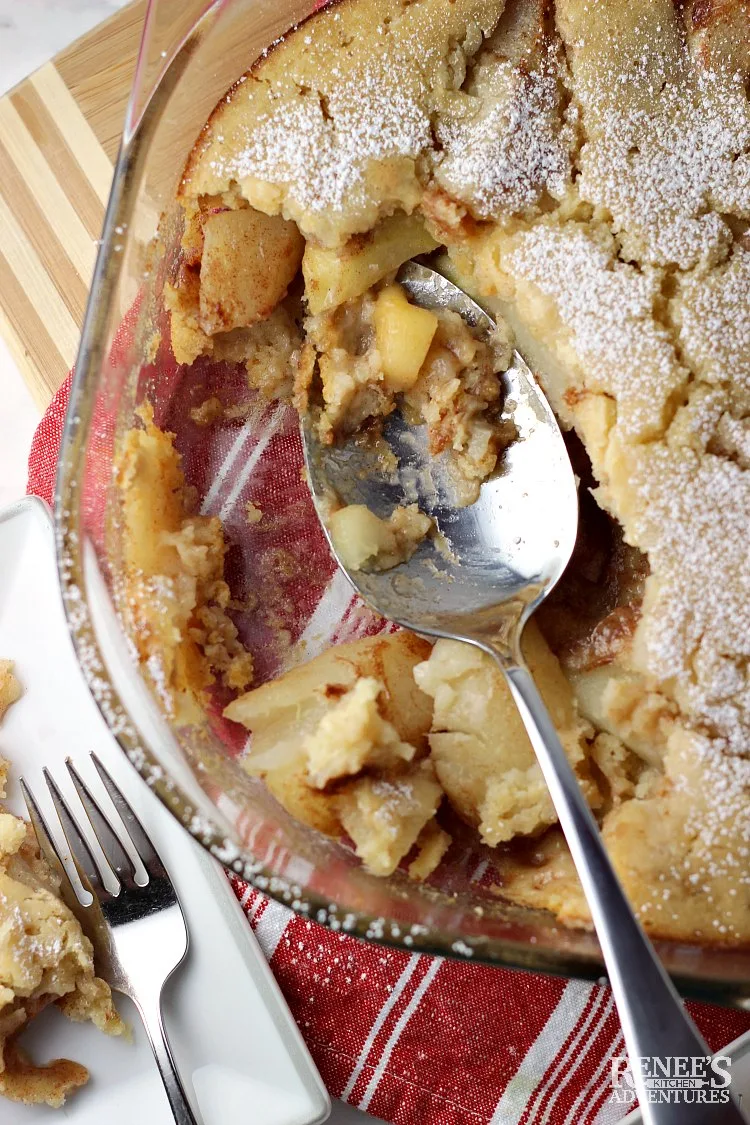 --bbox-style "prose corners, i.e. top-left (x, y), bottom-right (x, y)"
top-left (303, 263), bottom-right (578, 643)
